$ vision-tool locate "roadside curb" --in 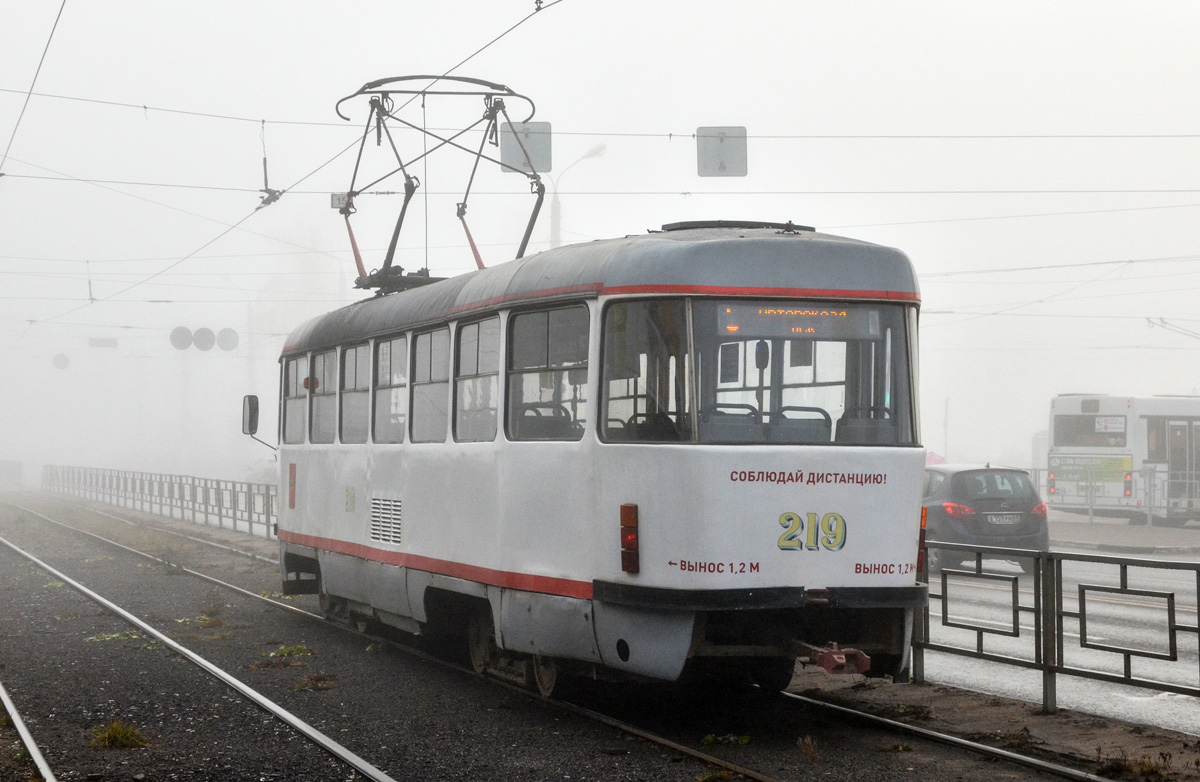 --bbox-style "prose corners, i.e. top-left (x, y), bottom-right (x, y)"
top-left (1053, 539), bottom-right (1200, 556)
